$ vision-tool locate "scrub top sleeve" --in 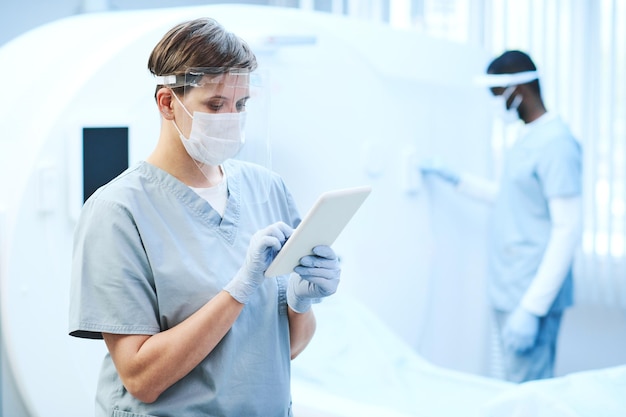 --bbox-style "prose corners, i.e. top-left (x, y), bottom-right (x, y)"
top-left (69, 197), bottom-right (160, 339)
top-left (537, 138), bottom-right (582, 199)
